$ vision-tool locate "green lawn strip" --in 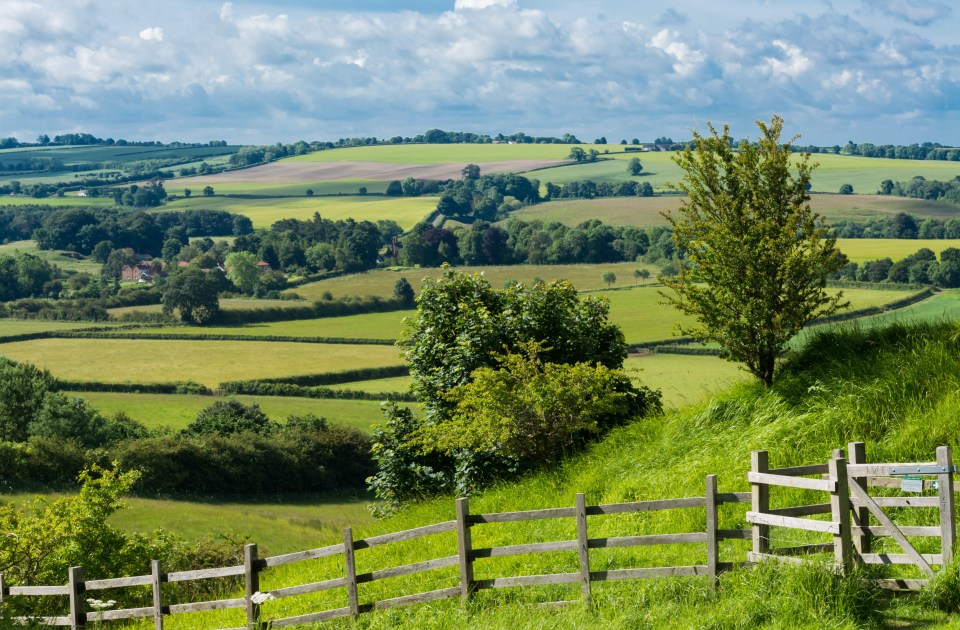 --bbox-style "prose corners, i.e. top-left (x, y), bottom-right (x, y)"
top-left (0, 338), bottom-right (404, 388)
top-left (161, 195), bottom-right (435, 229)
top-left (98, 311), bottom-right (410, 340)
top-left (0, 491), bottom-right (374, 557)
top-left (70, 391), bottom-right (404, 432)
top-left (836, 238), bottom-right (960, 263)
